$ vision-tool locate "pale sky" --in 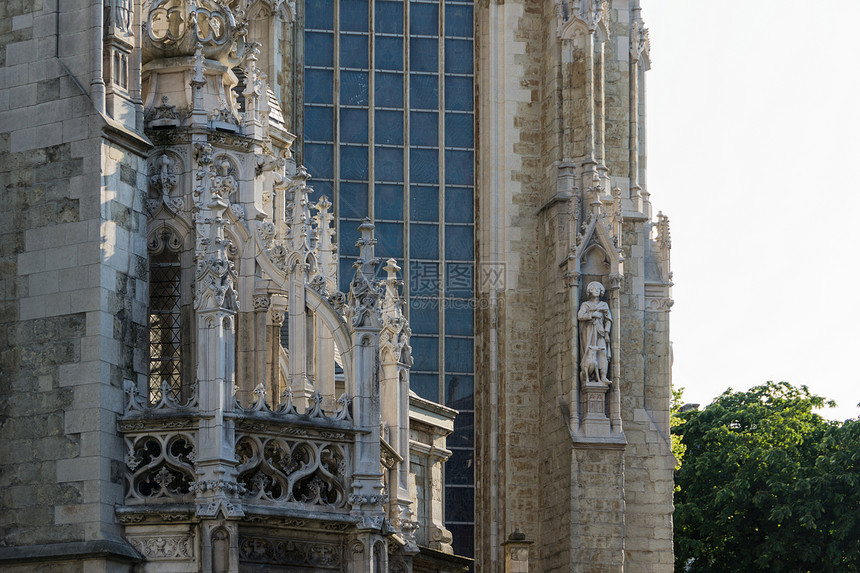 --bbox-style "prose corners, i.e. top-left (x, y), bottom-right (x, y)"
top-left (645, 1), bottom-right (860, 420)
